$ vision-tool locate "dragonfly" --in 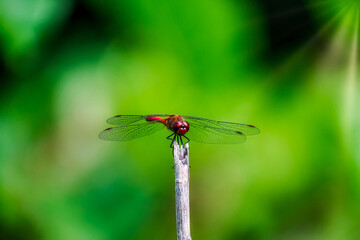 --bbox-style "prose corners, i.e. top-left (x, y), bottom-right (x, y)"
top-left (99, 114), bottom-right (260, 147)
